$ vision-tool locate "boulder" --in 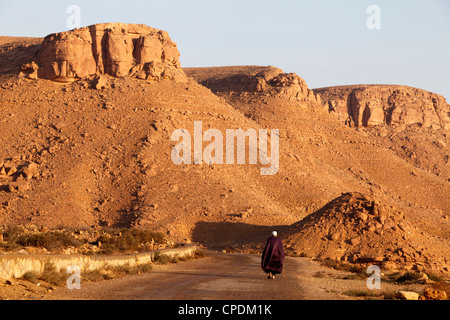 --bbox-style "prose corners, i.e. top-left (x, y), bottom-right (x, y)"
top-left (94, 75), bottom-right (108, 90)
top-left (37, 23), bottom-right (186, 82)
top-left (22, 162), bottom-right (38, 180)
top-left (395, 291), bottom-right (420, 300)
top-left (19, 62), bottom-right (39, 79)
